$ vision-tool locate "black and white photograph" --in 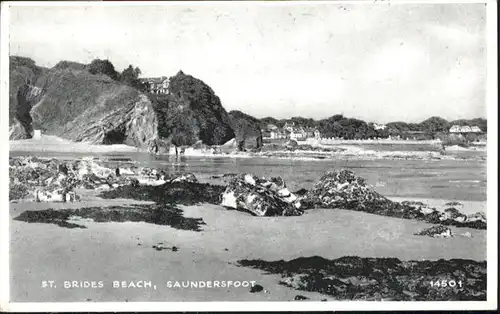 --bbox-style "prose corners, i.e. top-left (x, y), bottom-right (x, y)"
top-left (0, 0), bottom-right (497, 311)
